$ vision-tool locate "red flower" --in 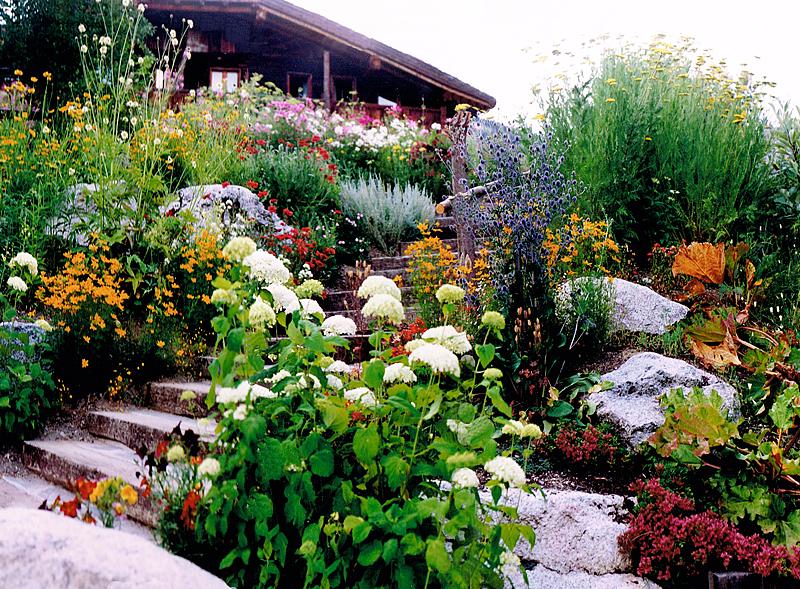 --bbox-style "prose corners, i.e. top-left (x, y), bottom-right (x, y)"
top-left (221, 181), bottom-right (231, 188)
top-left (258, 190), bottom-right (268, 199)
top-left (75, 477), bottom-right (96, 501)
top-left (155, 440), bottom-right (169, 459)
top-left (60, 498), bottom-right (80, 518)
top-left (181, 490), bottom-right (202, 531)
top-left (246, 180), bottom-right (259, 190)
